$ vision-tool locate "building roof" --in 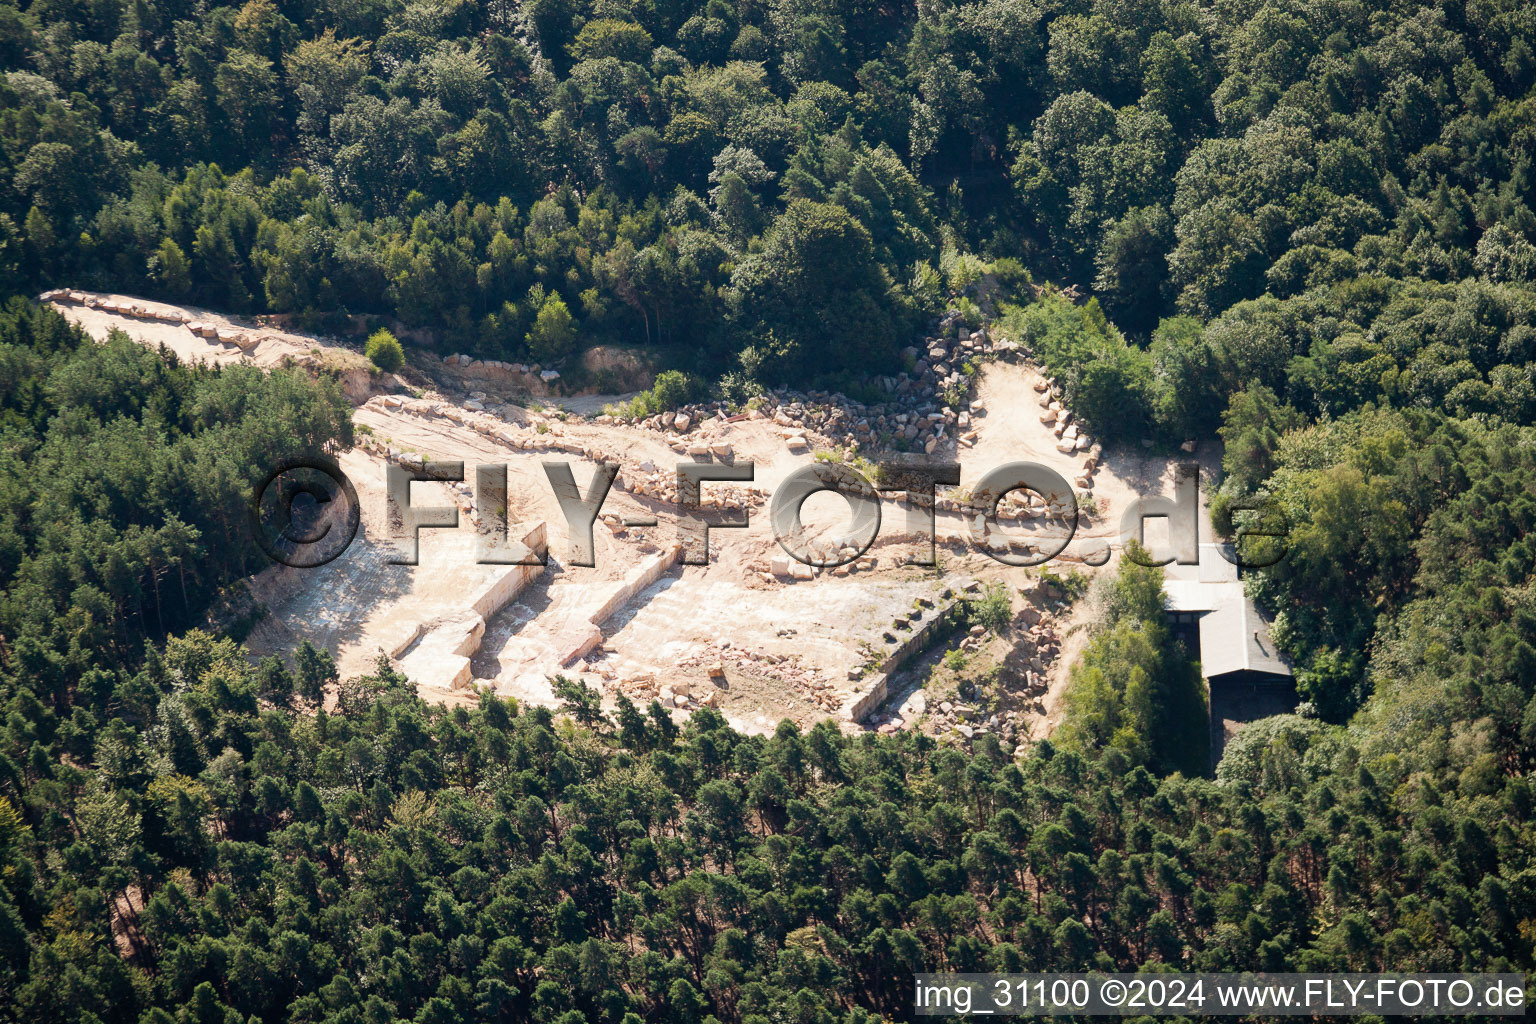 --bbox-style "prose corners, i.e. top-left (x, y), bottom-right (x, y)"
top-left (1197, 594), bottom-right (1291, 679)
top-left (1163, 579), bottom-right (1236, 612)
top-left (1159, 542), bottom-right (1292, 679)
top-left (1163, 545), bottom-right (1243, 614)
top-left (1162, 542), bottom-right (1241, 585)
